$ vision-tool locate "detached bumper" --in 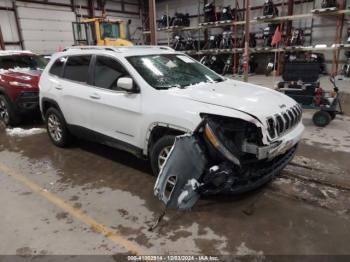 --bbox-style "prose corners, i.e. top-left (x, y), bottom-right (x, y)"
top-left (15, 91), bottom-right (39, 113)
top-left (242, 122), bottom-right (304, 160)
